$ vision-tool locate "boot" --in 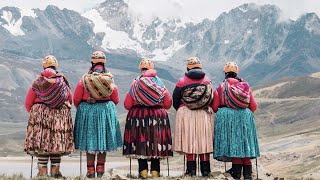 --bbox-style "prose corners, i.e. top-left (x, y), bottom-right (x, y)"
top-left (243, 165), bottom-right (252, 180)
top-left (200, 161), bottom-right (211, 177)
top-left (50, 165), bottom-right (63, 179)
top-left (86, 161), bottom-right (95, 178)
top-left (231, 164), bottom-right (242, 180)
top-left (151, 158), bottom-right (160, 178)
top-left (96, 160), bottom-right (105, 178)
top-left (37, 166), bottom-right (48, 177)
top-left (138, 159), bottom-right (148, 179)
top-left (185, 161), bottom-right (196, 176)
